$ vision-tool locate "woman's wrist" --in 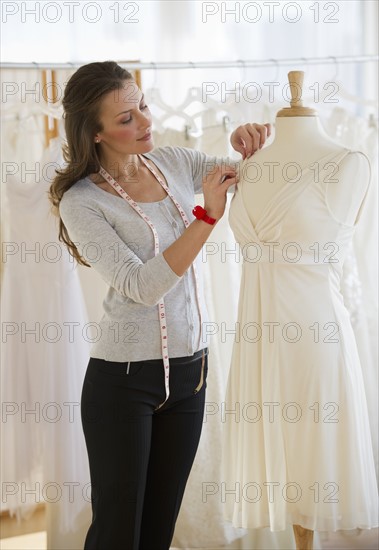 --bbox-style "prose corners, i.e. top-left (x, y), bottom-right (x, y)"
top-left (203, 206), bottom-right (221, 222)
